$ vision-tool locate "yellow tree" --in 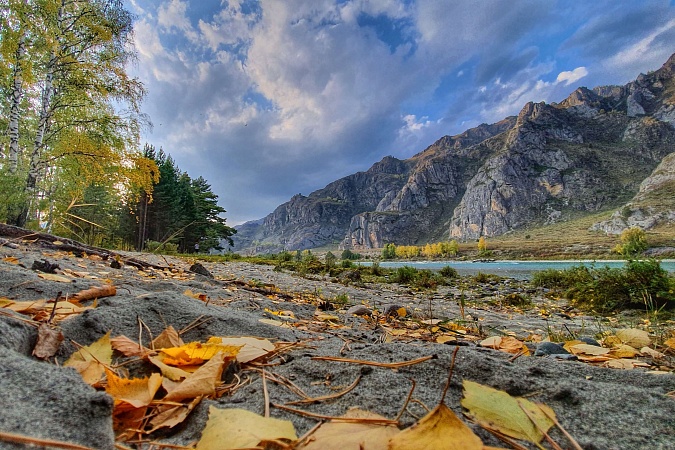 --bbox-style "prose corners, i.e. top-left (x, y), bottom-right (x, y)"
top-left (477, 236), bottom-right (488, 255)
